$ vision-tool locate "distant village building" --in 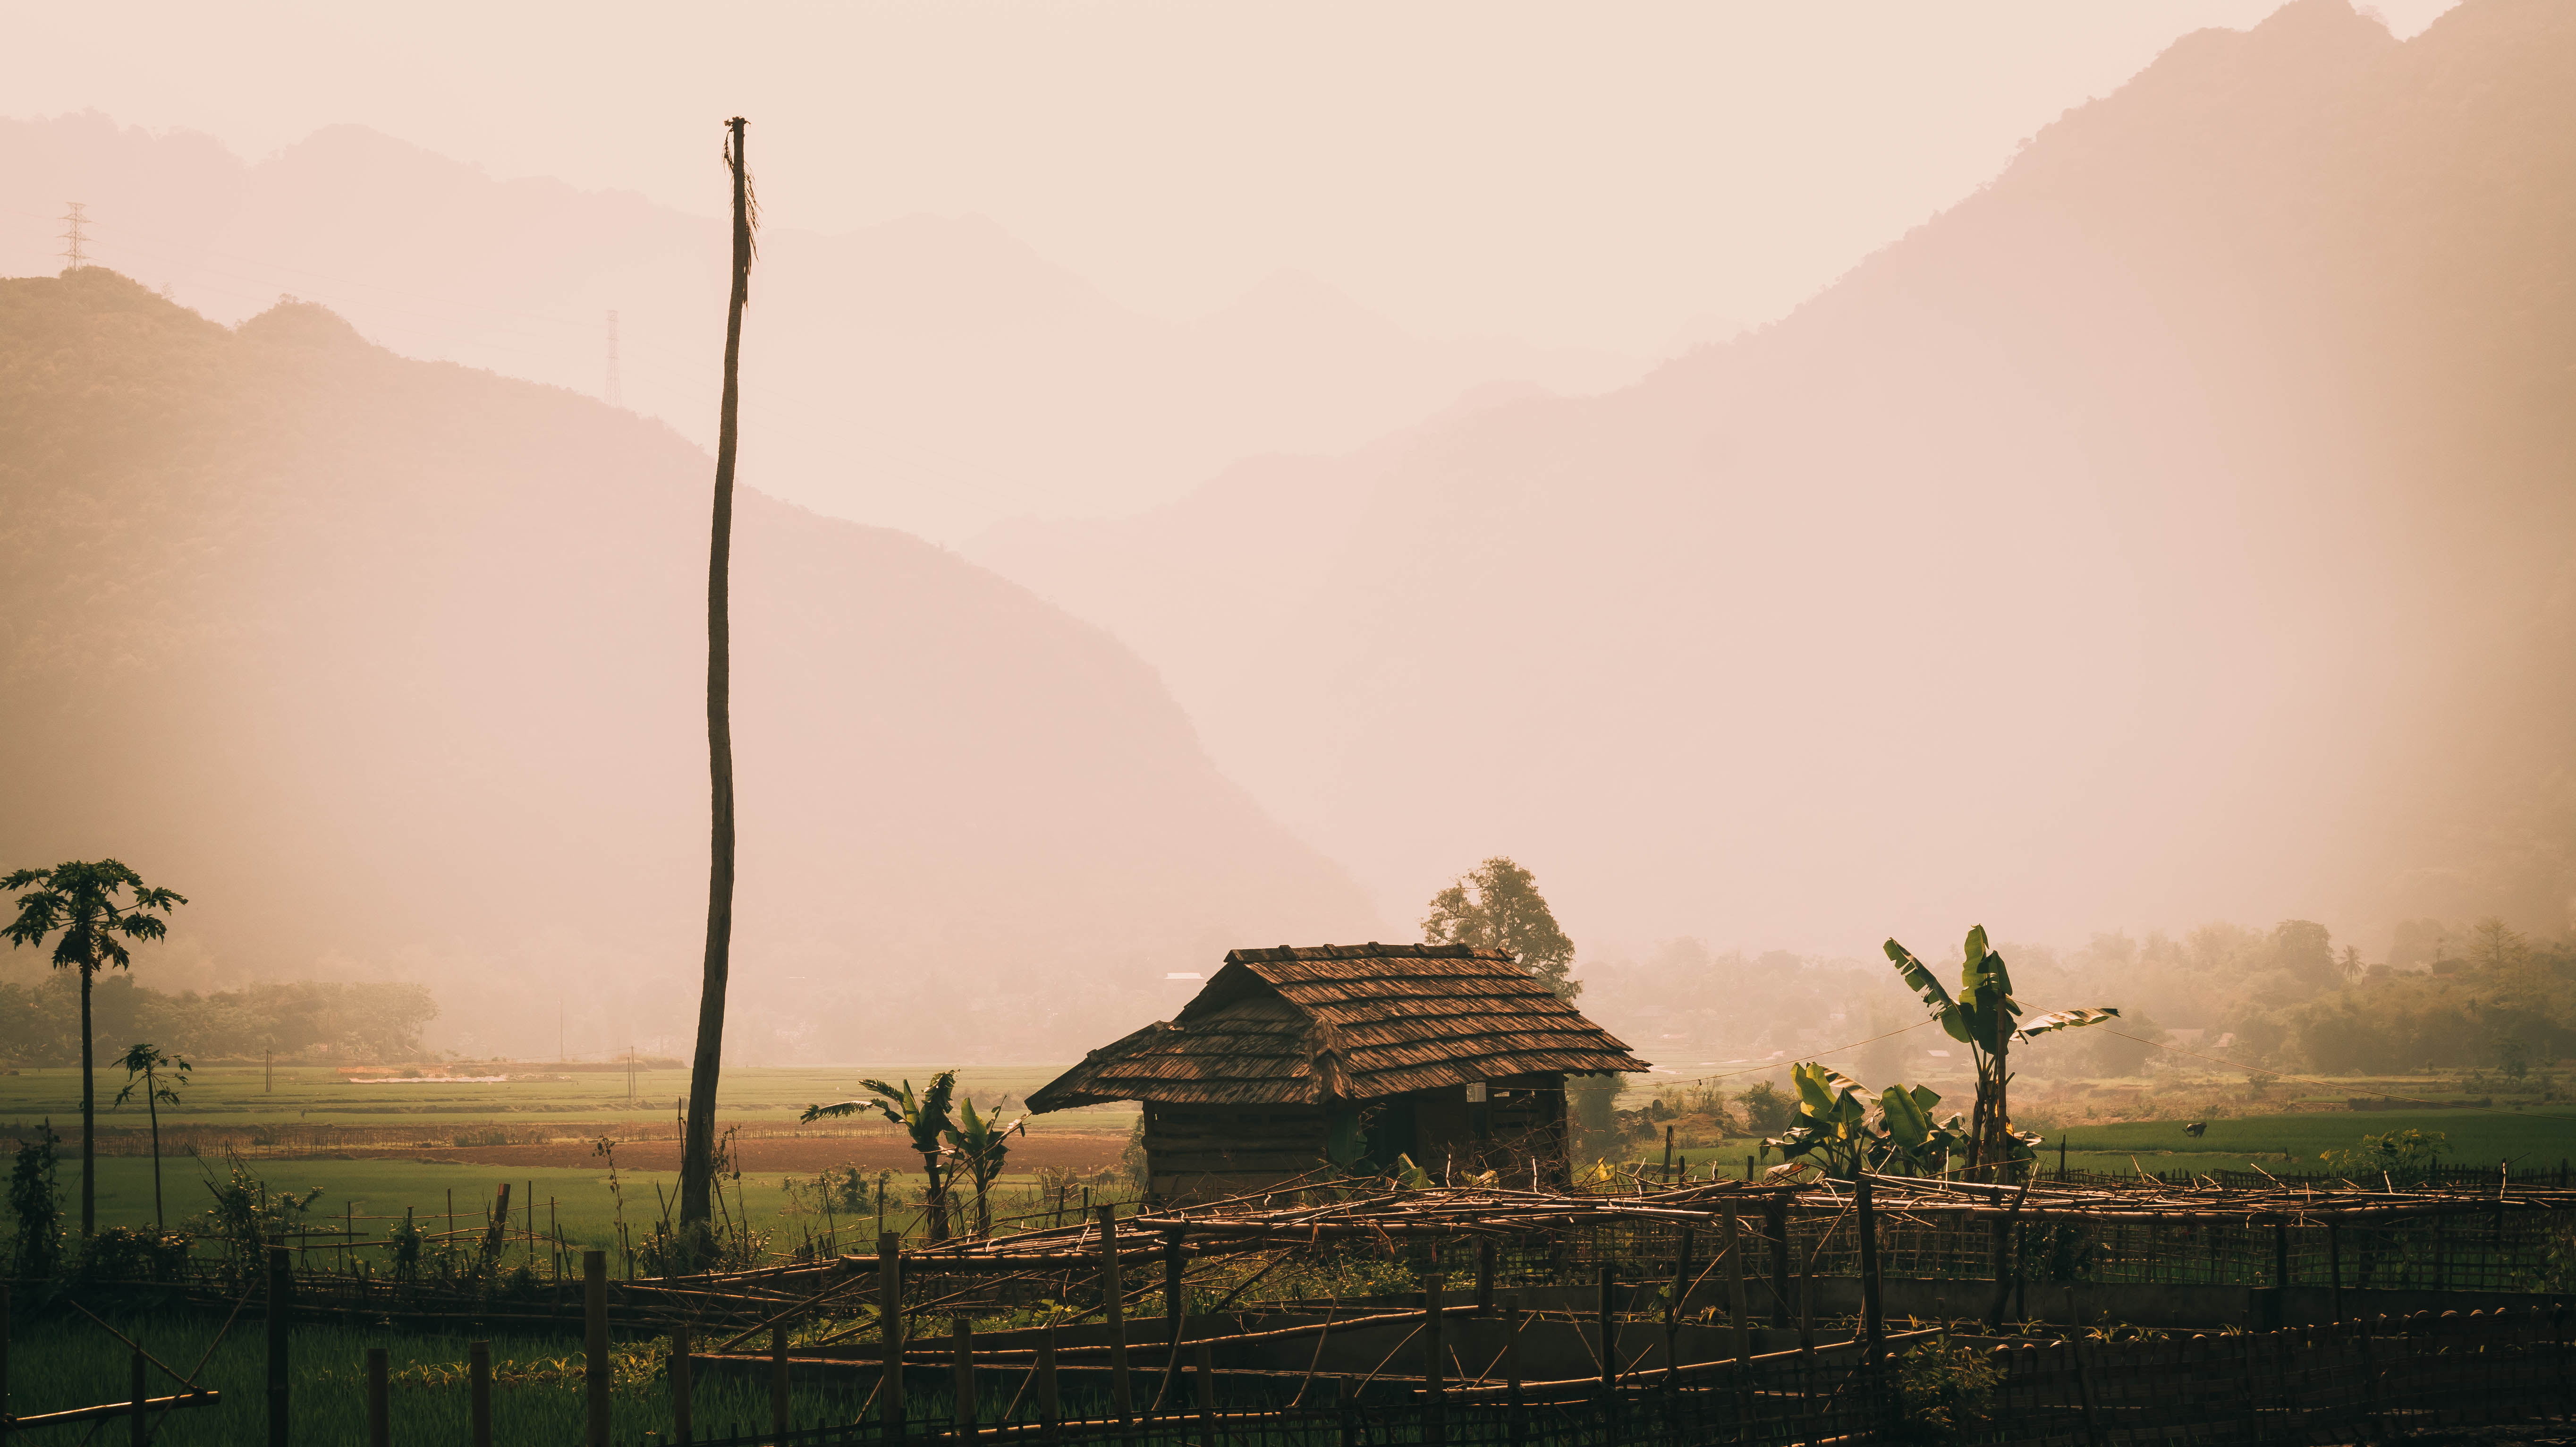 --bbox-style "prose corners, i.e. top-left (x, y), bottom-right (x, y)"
top-left (1027, 943), bottom-right (1650, 1200)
